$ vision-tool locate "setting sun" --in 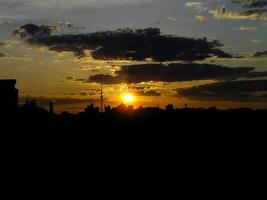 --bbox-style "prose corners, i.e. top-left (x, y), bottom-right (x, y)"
top-left (123, 93), bottom-right (136, 104)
